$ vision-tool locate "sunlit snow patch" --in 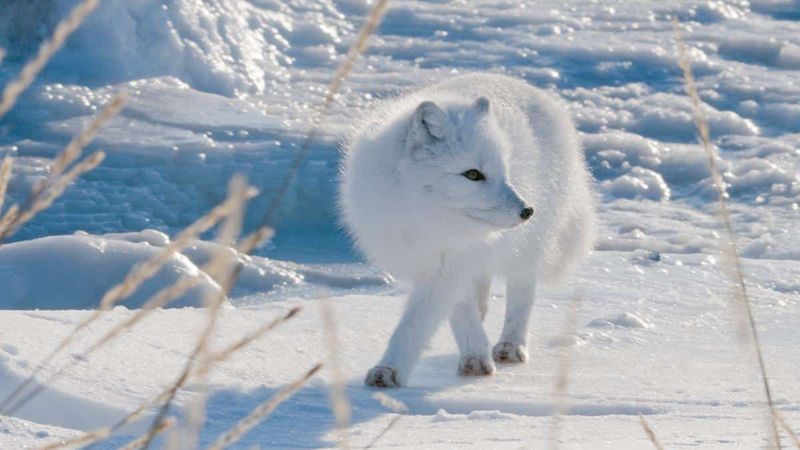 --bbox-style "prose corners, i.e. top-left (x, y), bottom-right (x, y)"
top-left (0, 232), bottom-right (223, 309)
top-left (587, 312), bottom-right (651, 329)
